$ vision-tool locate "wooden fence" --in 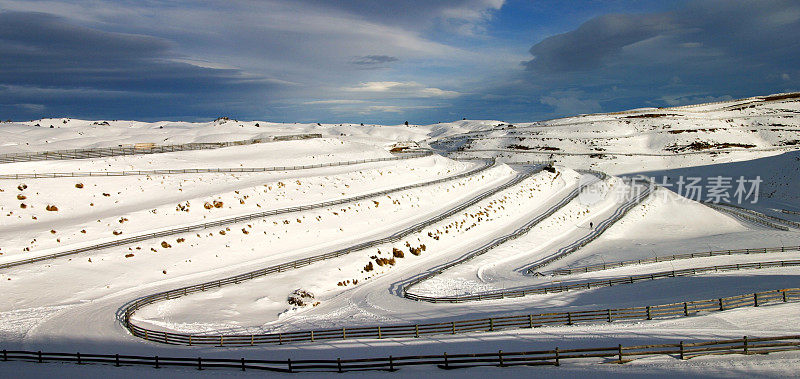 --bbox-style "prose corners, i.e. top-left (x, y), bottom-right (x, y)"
top-left (398, 170), bottom-right (608, 303)
top-left (121, 166), bottom-right (542, 342)
top-left (703, 203), bottom-right (792, 231)
top-left (4, 334), bottom-right (800, 372)
top-left (706, 202), bottom-right (800, 229)
top-left (522, 177), bottom-right (654, 275)
top-left (406, 260), bottom-right (800, 303)
top-left (549, 245), bottom-right (800, 276)
top-left (0, 134), bottom-right (322, 164)
top-left (126, 287), bottom-right (797, 346)
top-left (0, 152), bottom-right (432, 179)
top-left (0, 156), bottom-right (495, 270)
